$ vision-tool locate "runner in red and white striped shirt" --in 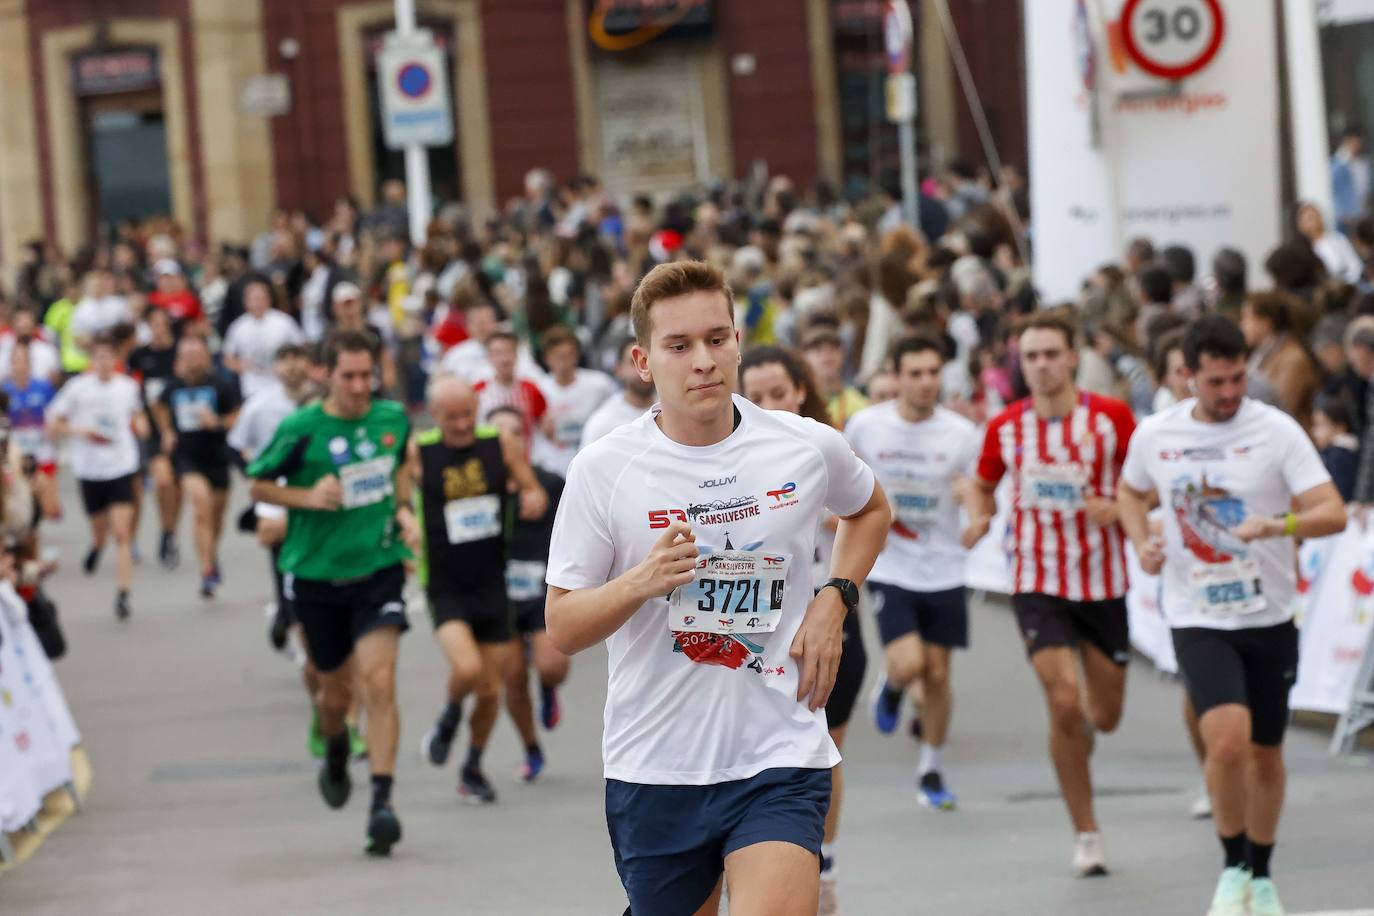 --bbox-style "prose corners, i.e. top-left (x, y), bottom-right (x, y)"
top-left (961, 311), bottom-right (1135, 879)
top-left (473, 331), bottom-right (546, 435)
